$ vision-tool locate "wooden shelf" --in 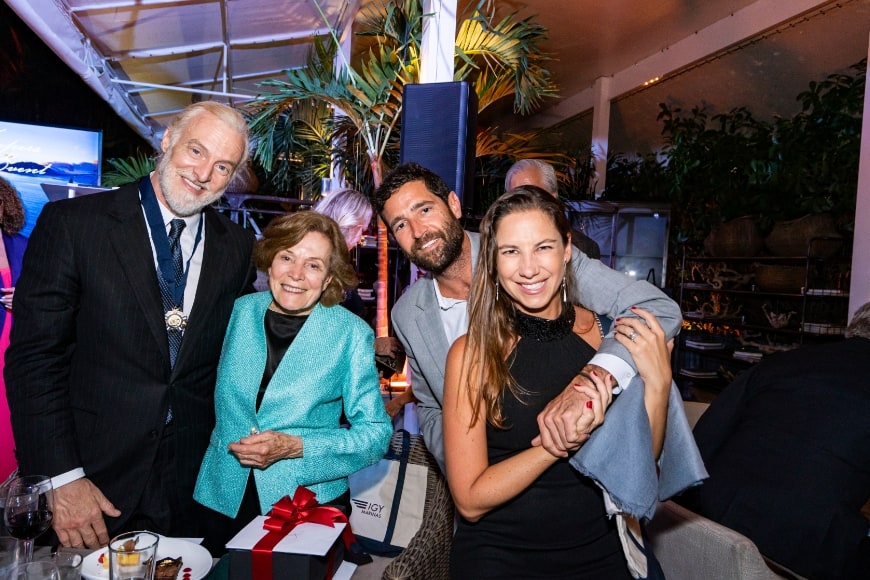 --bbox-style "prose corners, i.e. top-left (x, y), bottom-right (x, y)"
top-left (675, 245), bottom-right (850, 397)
